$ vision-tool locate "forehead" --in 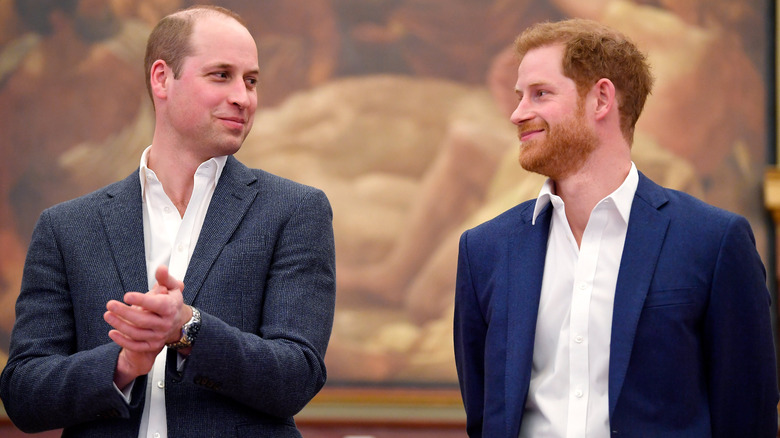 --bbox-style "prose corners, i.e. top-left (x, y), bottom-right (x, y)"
top-left (187, 15), bottom-right (258, 69)
top-left (516, 44), bottom-right (567, 88)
